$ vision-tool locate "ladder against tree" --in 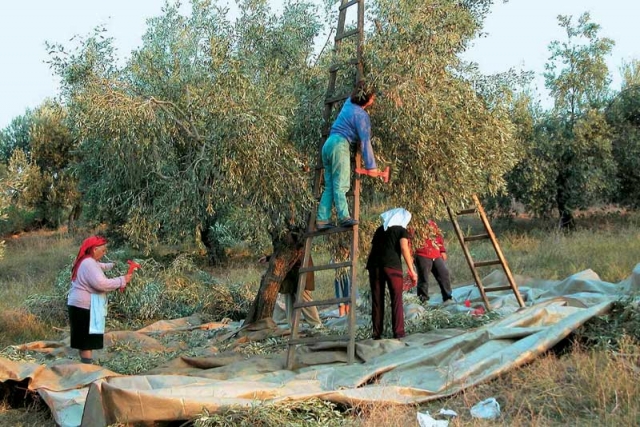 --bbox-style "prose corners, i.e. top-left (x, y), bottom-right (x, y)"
top-left (286, 0), bottom-right (365, 370)
top-left (445, 194), bottom-right (525, 311)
